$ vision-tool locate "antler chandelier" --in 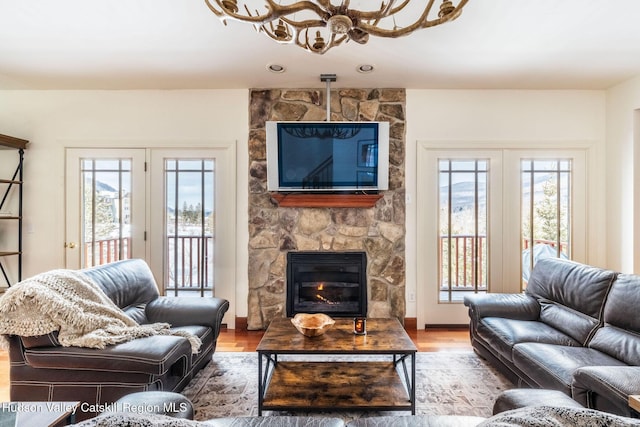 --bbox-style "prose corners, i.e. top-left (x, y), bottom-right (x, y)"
top-left (205, 0), bottom-right (468, 54)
